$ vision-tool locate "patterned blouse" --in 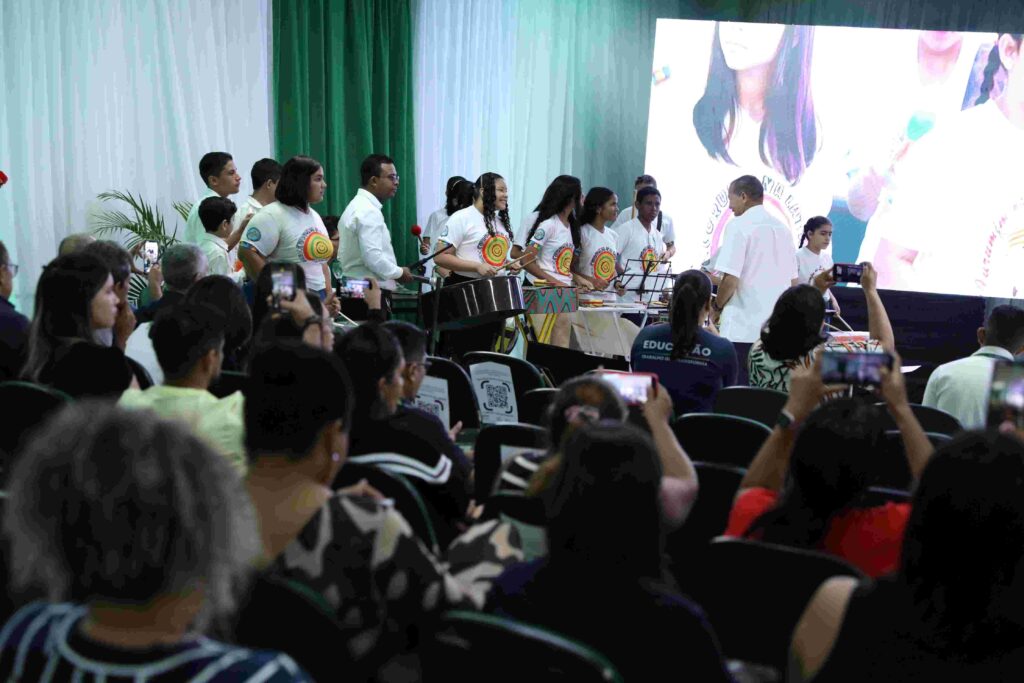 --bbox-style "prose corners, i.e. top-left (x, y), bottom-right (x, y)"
top-left (271, 493), bottom-right (522, 675)
top-left (748, 338), bottom-right (882, 392)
